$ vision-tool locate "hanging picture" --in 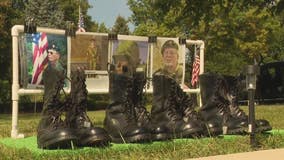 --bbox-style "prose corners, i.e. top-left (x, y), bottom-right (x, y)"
top-left (19, 32), bottom-right (67, 89)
